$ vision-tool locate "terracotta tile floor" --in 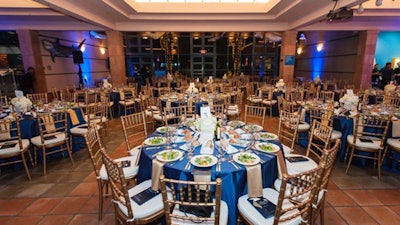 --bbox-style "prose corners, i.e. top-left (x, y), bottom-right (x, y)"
top-left (0, 116), bottom-right (399, 225)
